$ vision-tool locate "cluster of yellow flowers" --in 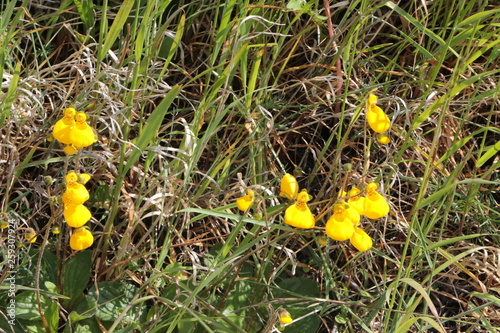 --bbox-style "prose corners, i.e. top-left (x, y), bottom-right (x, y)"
top-left (61, 171), bottom-right (94, 250)
top-left (50, 106), bottom-right (96, 251)
top-left (52, 106), bottom-right (97, 155)
top-left (279, 174), bottom-right (390, 252)
top-left (366, 93), bottom-right (391, 144)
